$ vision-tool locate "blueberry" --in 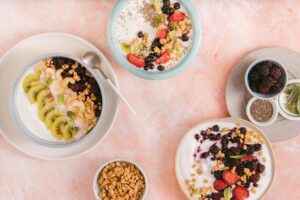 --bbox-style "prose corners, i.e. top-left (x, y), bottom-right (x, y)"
top-left (157, 65), bottom-right (165, 71)
top-left (174, 2), bottom-right (181, 9)
top-left (137, 31), bottom-right (144, 38)
top-left (212, 125), bottom-right (220, 132)
top-left (181, 33), bottom-right (189, 42)
top-left (145, 56), bottom-right (154, 63)
top-left (145, 63), bottom-right (154, 70)
top-left (143, 66), bottom-right (149, 71)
